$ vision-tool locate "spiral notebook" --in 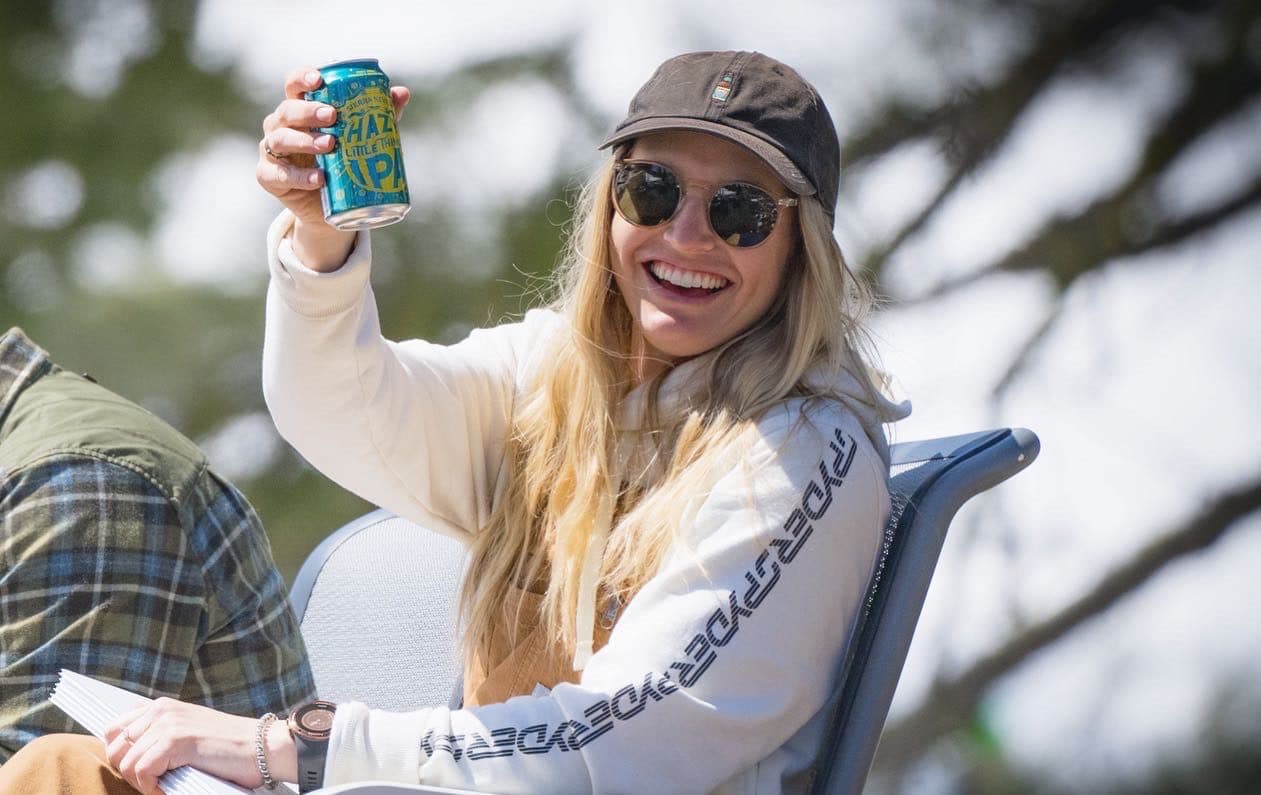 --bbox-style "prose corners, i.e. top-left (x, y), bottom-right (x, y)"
top-left (48, 669), bottom-right (482, 795)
